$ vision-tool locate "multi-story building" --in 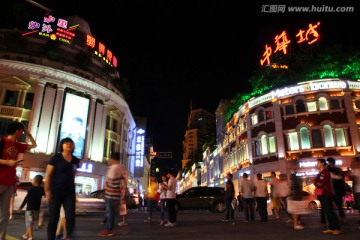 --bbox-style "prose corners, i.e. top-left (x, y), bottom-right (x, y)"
top-left (180, 107), bottom-right (215, 191)
top-left (0, 15), bottom-right (145, 194)
top-left (197, 78), bottom-right (360, 194)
